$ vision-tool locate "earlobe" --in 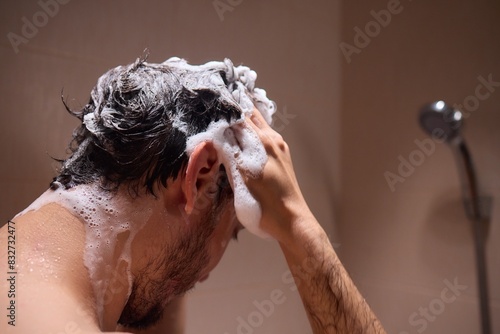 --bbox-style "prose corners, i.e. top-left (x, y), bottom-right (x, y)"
top-left (183, 141), bottom-right (219, 215)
